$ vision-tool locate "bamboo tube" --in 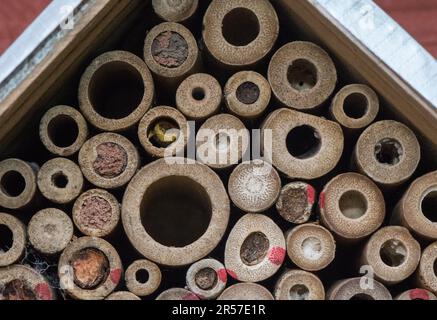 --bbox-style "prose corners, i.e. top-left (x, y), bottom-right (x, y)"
top-left (0, 159), bottom-right (37, 210)
top-left (144, 22), bottom-right (199, 89)
top-left (125, 259), bottom-right (162, 297)
top-left (353, 120), bottom-right (420, 188)
top-left (138, 106), bottom-right (189, 158)
top-left (186, 258), bottom-right (227, 300)
top-left (0, 265), bottom-right (55, 300)
top-left (28, 208), bottom-right (73, 255)
top-left (79, 51), bottom-right (154, 132)
top-left (203, 0), bottom-right (279, 70)
top-left (122, 158), bottom-right (230, 266)
top-left (39, 105), bottom-right (88, 157)
top-left (416, 241), bottom-right (437, 295)
top-left (176, 73), bottom-right (222, 121)
top-left (152, 0), bottom-right (198, 23)
top-left (319, 173), bottom-right (385, 242)
top-left (330, 84), bottom-right (379, 131)
top-left (268, 41), bottom-right (337, 111)
top-left (274, 269), bottom-right (325, 300)
top-left (224, 71), bottom-right (271, 120)
top-left (286, 223), bottom-right (336, 272)
top-left (224, 213), bottom-right (285, 282)
top-left (58, 236), bottom-right (123, 300)
top-left (327, 277), bottom-right (392, 300)
top-left (0, 213), bottom-right (26, 267)
top-left (228, 160), bottom-right (281, 213)
top-left (276, 182), bottom-right (316, 224)
top-left (156, 288), bottom-right (199, 300)
top-left (37, 158), bottom-right (83, 204)
top-left (105, 291), bottom-right (141, 300)
top-left (360, 226), bottom-right (420, 285)
top-left (73, 189), bottom-right (120, 238)
top-left (79, 133), bottom-right (139, 189)
top-left (396, 289), bottom-right (437, 300)
top-left (217, 283), bottom-right (274, 300)
top-left (196, 114), bottom-right (250, 170)
top-left (392, 170), bottom-right (437, 241)
top-left (261, 108), bottom-right (344, 179)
